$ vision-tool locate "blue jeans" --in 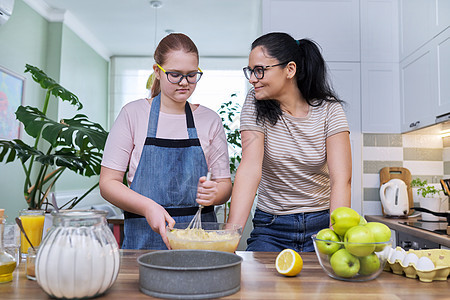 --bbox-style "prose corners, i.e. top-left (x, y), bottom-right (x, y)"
top-left (246, 209), bottom-right (330, 252)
